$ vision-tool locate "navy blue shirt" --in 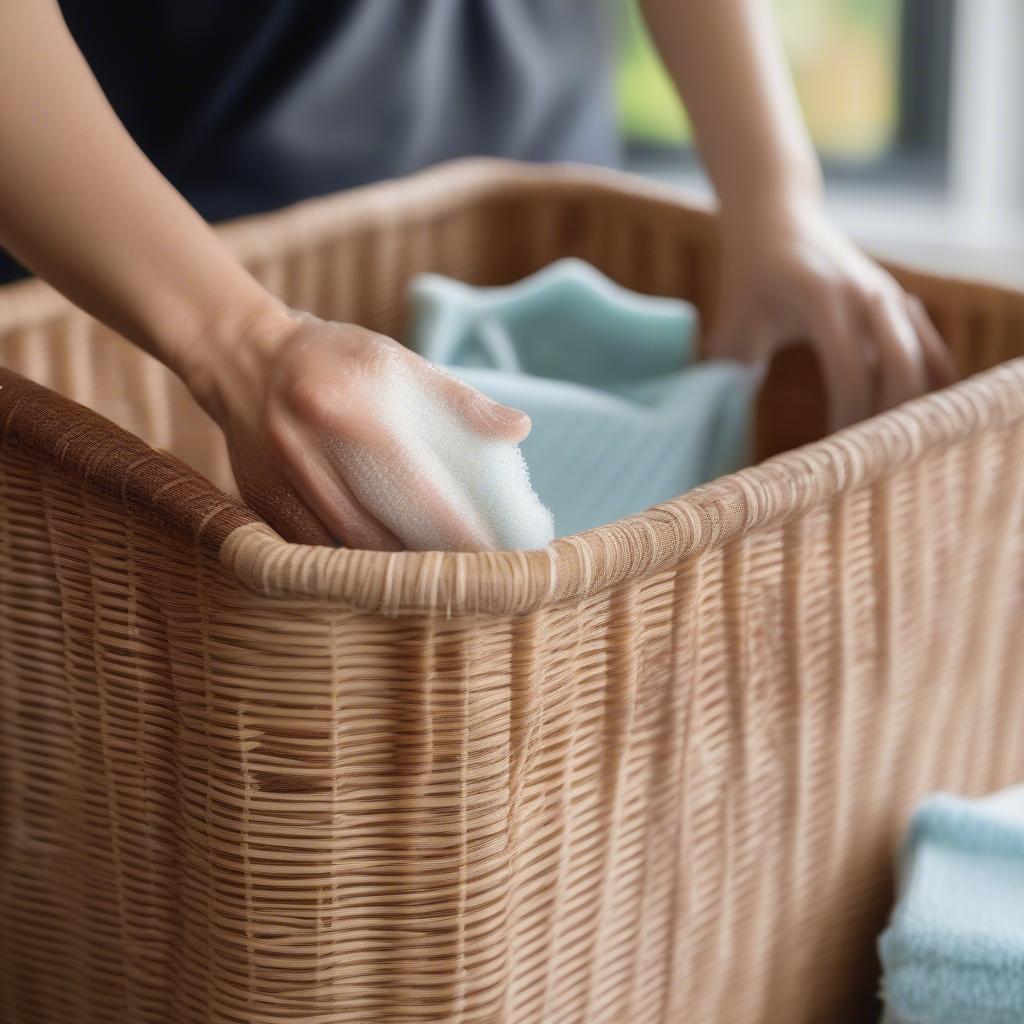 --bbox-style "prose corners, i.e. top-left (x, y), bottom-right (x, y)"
top-left (0, 1), bottom-right (620, 282)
